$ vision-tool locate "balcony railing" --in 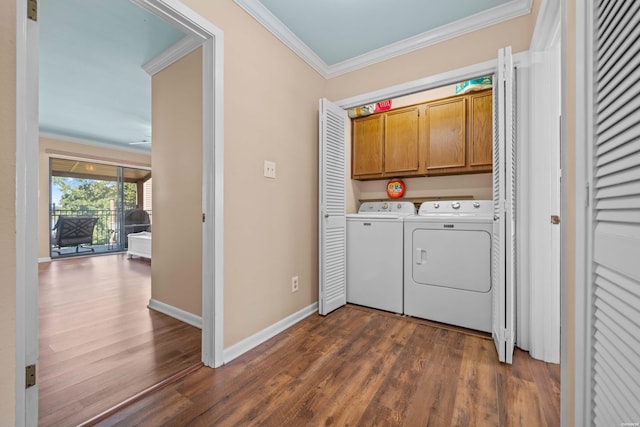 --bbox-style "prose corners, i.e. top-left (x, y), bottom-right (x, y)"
top-left (50, 207), bottom-right (152, 258)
